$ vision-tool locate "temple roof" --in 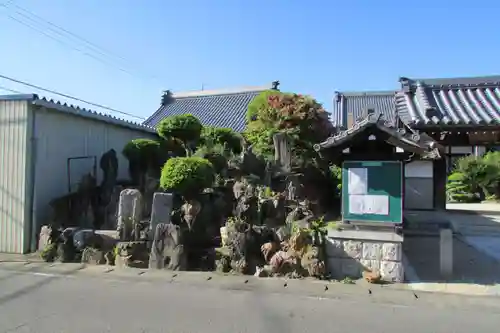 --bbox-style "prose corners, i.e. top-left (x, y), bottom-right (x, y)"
top-left (315, 112), bottom-right (442, 159)
top-left (144, 83), bottom-right (278, 131)
top-left (332, 75), bottom-right (500, 130)
top-left (397, 76), bottom-right (500, 128)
